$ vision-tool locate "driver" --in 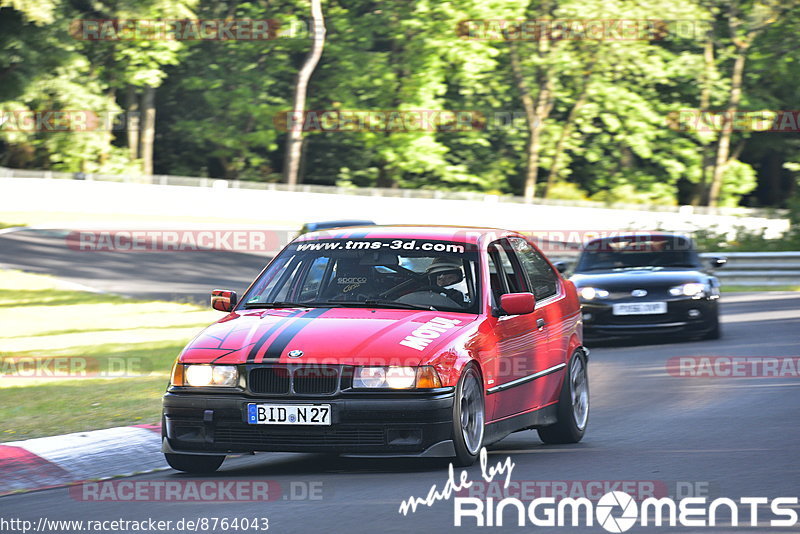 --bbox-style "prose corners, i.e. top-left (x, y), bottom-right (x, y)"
top-left (426, 257), bottom-right (467, 306)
